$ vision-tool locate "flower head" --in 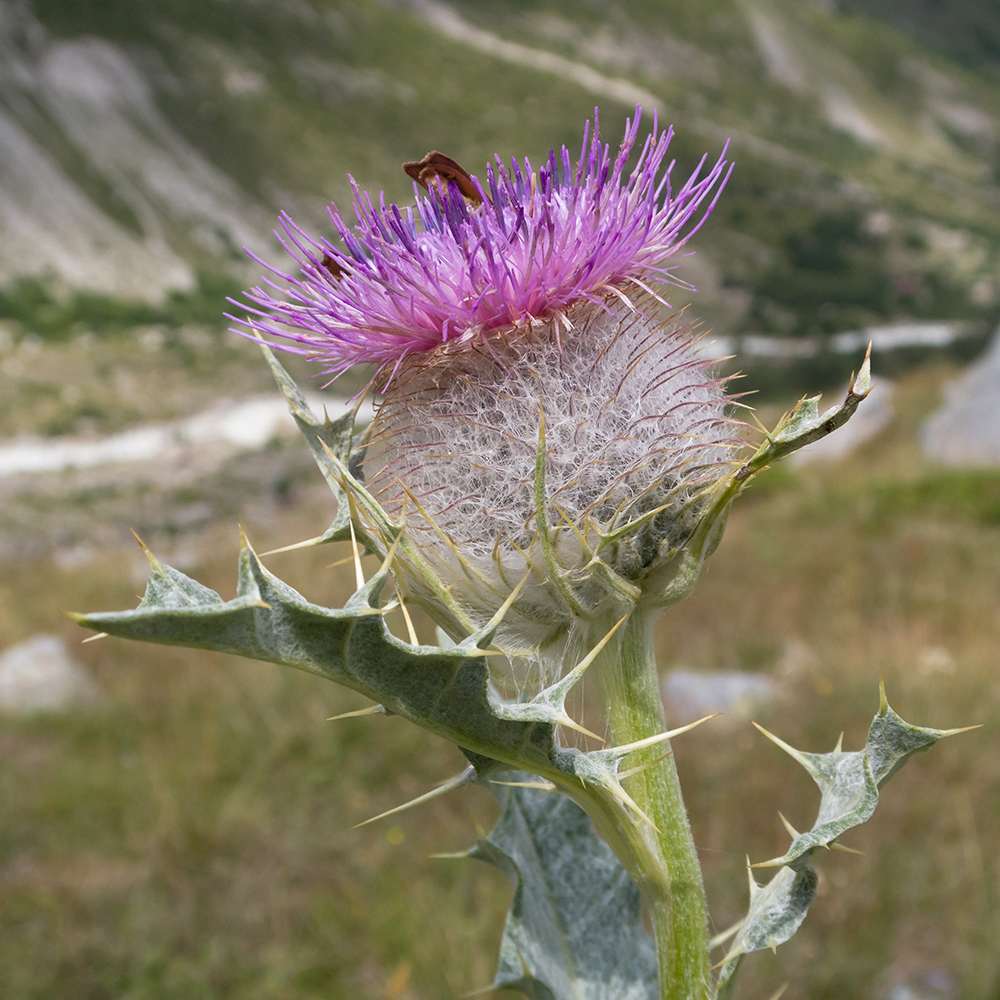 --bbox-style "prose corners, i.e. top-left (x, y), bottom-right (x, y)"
top-left (234, 108), bottom-right (732, 382)
top-left (236, 109), bottom-right (745, 655)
